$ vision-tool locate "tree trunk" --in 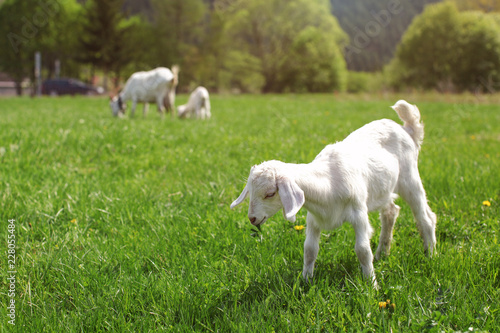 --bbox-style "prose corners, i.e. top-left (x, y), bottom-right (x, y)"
top-left (15, 81), bottom-right (22, 96)
top-left (103, 68), bottom-right (108, 93)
